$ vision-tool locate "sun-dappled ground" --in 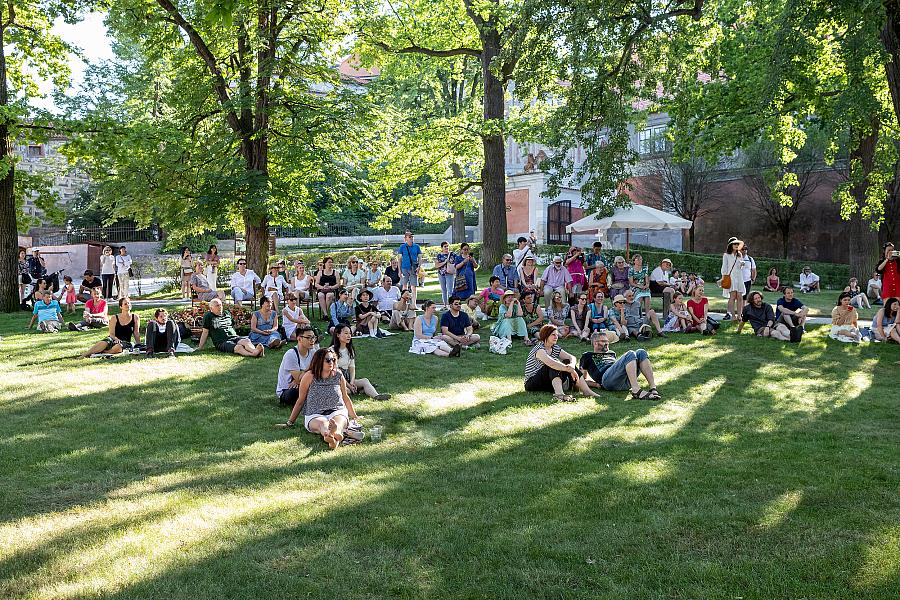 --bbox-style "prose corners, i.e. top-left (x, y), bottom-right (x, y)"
top-left (0, 303), bottom-right (898, 598)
